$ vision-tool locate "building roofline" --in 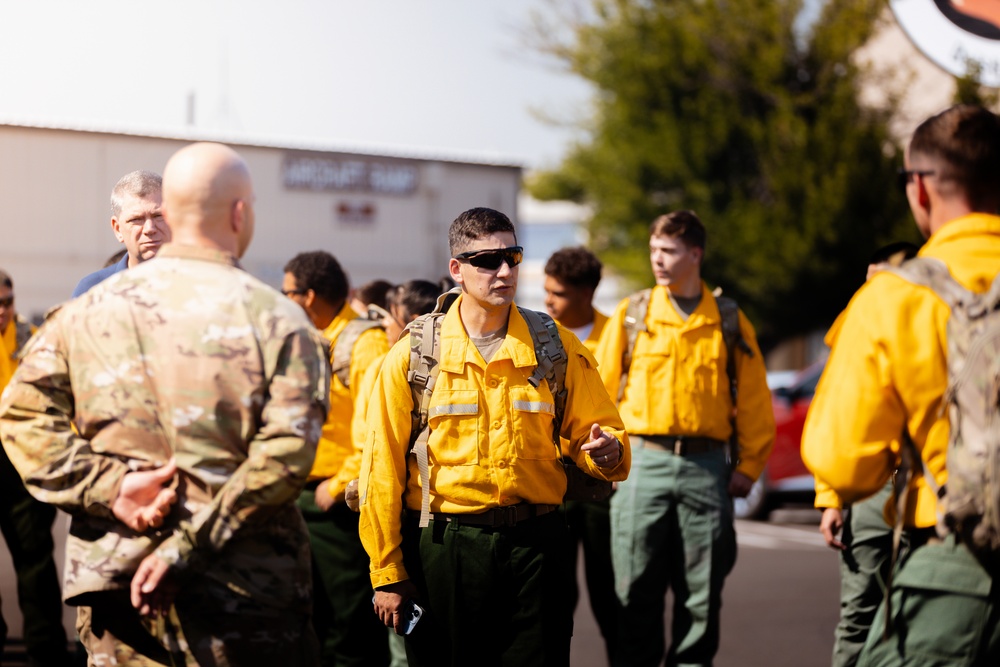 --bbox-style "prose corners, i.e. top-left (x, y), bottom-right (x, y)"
top-left (0, 117), bottom-right (523, 170)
